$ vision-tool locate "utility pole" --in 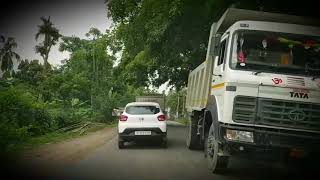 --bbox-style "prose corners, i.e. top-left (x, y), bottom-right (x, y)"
top-left (91, 39), bottom-right (96, 120)
top-left (182, 94), bottom-right (185, 117)
top-left (176, 94), bottom-right (180, 118)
